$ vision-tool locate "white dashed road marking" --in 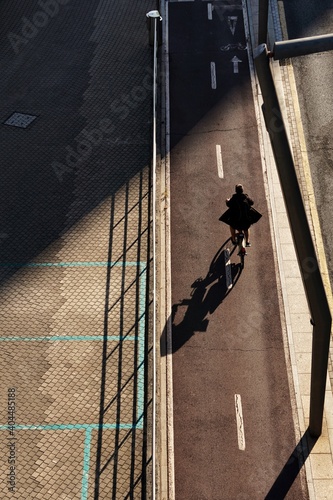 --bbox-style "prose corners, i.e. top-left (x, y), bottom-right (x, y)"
top-left (216, 144), bottom-right (224, 178)
top-left (211, 62), bottom-right (217, 89)
top-left (235, 394), bottom-right (246, 450)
